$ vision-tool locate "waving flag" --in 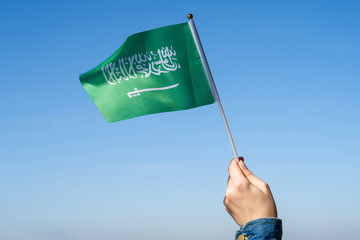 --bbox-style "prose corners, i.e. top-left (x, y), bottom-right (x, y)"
top-left (80, 22), bottom-right (215, 122)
